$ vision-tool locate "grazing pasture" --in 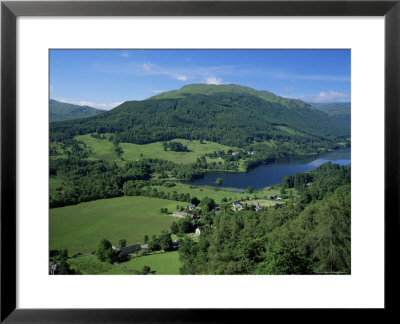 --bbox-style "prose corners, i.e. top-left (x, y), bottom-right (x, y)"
top-left (50, 196), bottom-right (179, 255)
top-left (122, 251), bottom-right (181, 275)
top-left (76, 134), bottom-right (236, 165)
top-left (67, 255), bottom-right (129, 275)
top-left (67, 252), bottom-right (181, 275)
